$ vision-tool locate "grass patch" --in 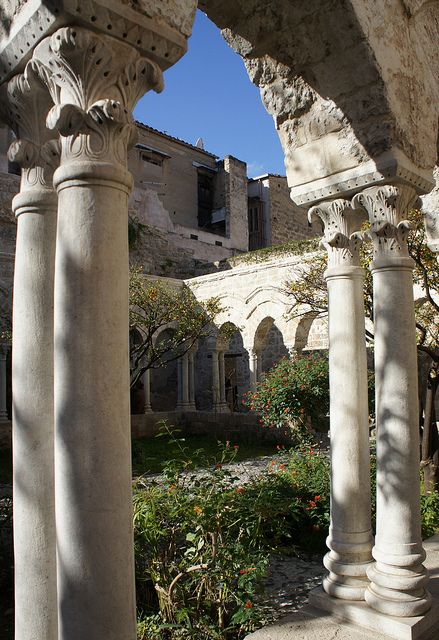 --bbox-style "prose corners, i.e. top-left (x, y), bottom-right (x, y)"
top-left (132, 434), bottom-right (278, 476)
